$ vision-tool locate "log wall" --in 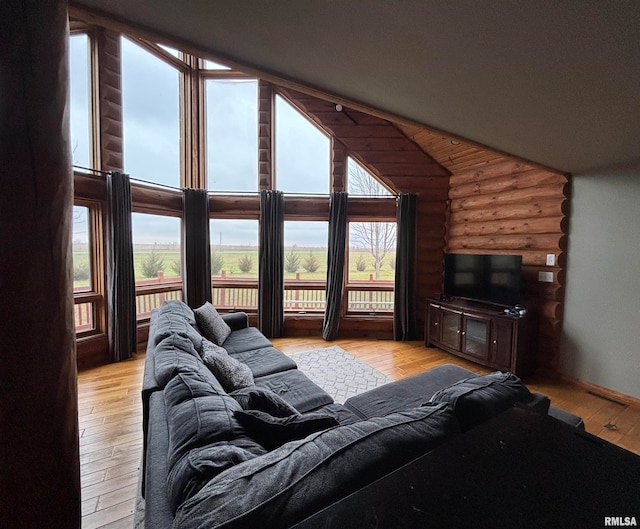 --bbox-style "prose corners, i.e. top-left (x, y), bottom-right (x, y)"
top-left (95, 28), bottom-right (123, 171)
top-left (446, 160), bottom-right (570, 370)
